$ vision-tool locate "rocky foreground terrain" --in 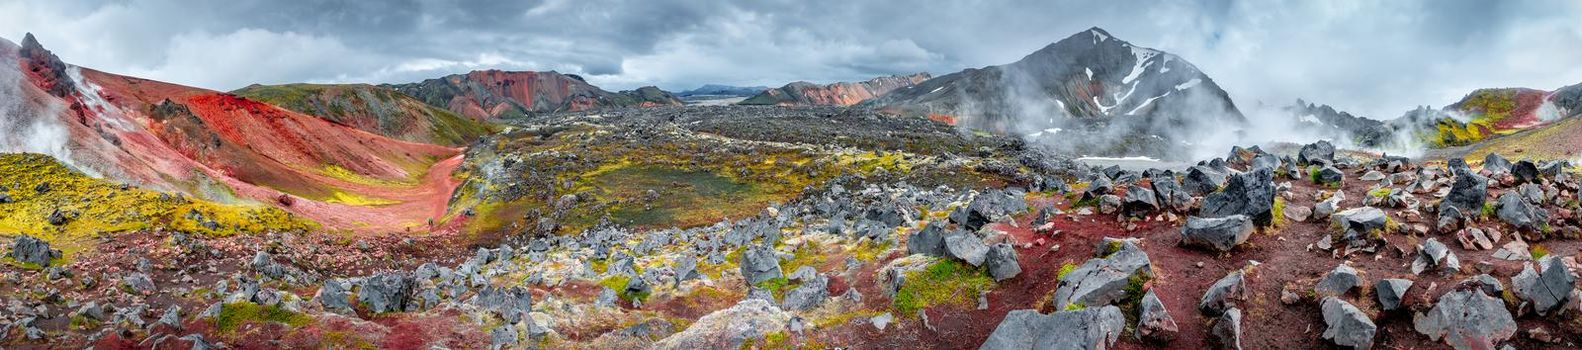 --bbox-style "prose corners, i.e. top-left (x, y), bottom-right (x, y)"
top-left (4, 103), bottom-right (1582, 350)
